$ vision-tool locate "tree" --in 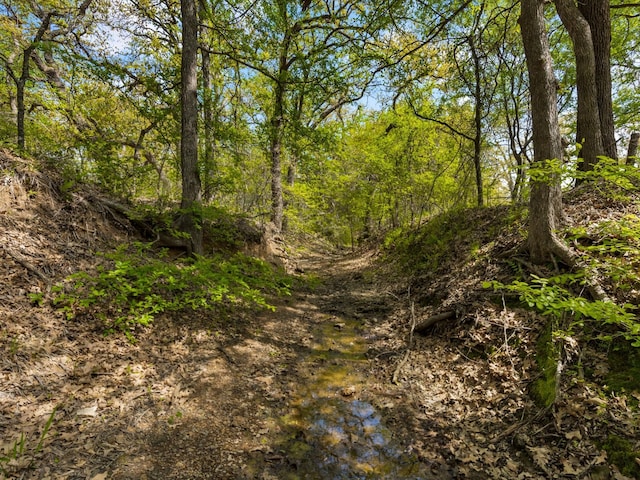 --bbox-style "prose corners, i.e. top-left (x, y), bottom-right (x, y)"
top-left (0, 0), bottom-right (94, 151)
top-left (554, 0), bottom-right (604, 171)
top-left (207, 0), bottom-right (394, 233)
top-left (178, 0), bottom-right (203, 255)
top-left (520, 0), bottom-right (614, 304)
top-left (520, 0), bottom-right (566, 263)
top-left (578, 0), bottom-right (617, 159)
